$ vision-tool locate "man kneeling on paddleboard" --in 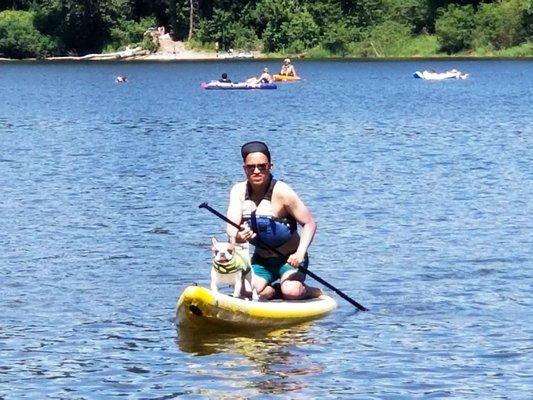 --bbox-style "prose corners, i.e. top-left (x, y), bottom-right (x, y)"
top-left (226, 141), bottom-right (322, 301)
